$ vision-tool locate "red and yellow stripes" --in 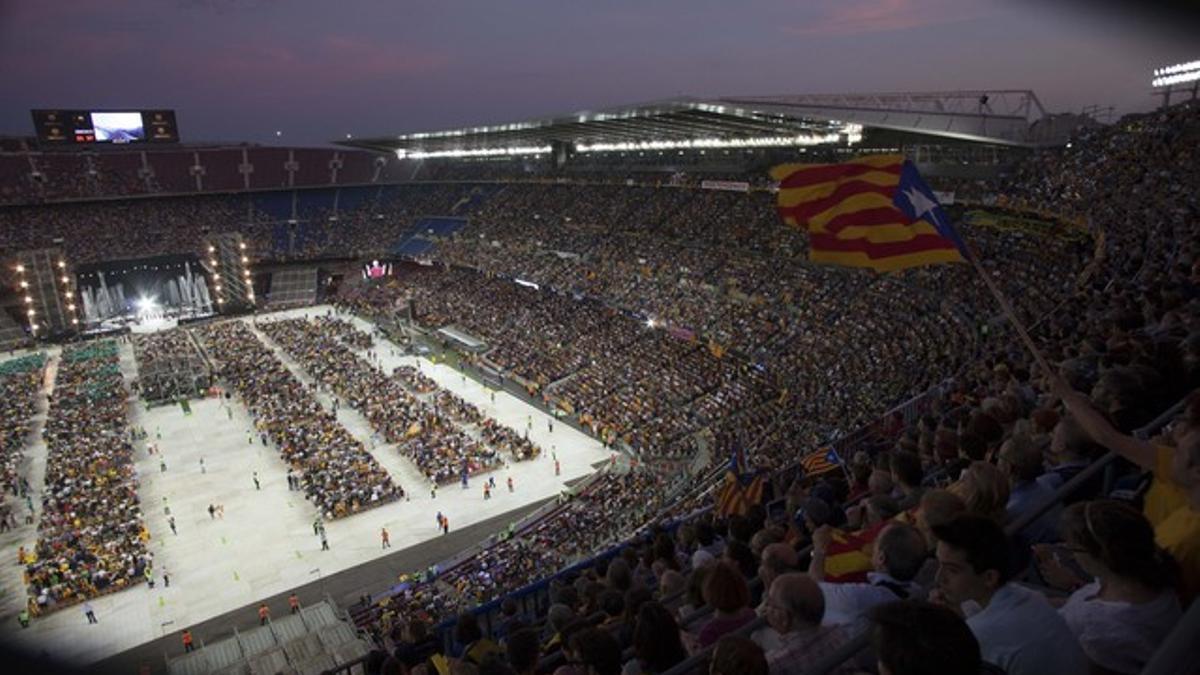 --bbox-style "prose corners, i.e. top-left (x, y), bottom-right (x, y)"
top-left (715, 472), bottom-right (765, 518)
top-left (772, 155), bottom-right (962, 273)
